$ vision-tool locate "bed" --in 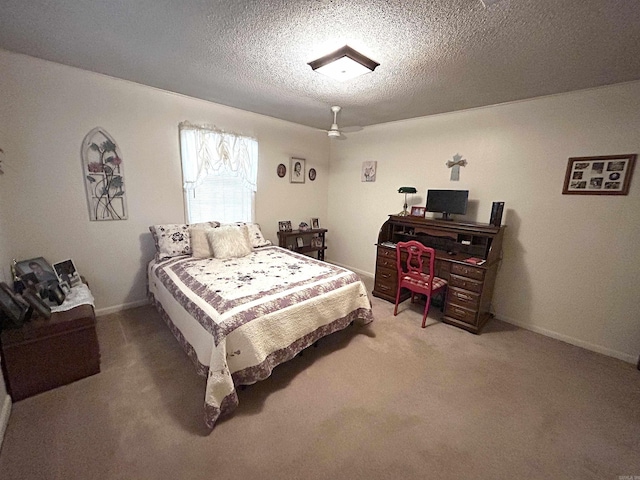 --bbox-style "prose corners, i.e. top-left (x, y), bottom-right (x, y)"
top-left (147, 222), bottom-right (373, 428)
